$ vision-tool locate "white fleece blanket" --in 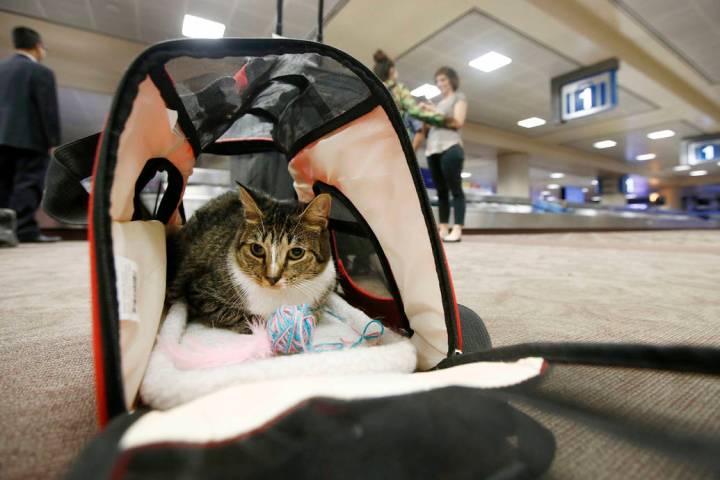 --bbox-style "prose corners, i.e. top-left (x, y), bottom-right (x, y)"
top-left (140, 293), bottom-right (417, 410)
